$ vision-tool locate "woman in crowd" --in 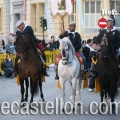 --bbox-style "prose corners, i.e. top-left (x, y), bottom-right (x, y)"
top-left (3, 54), bottom-right (14, 78)
top-left (0, 39), bottom-right (6, 54)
